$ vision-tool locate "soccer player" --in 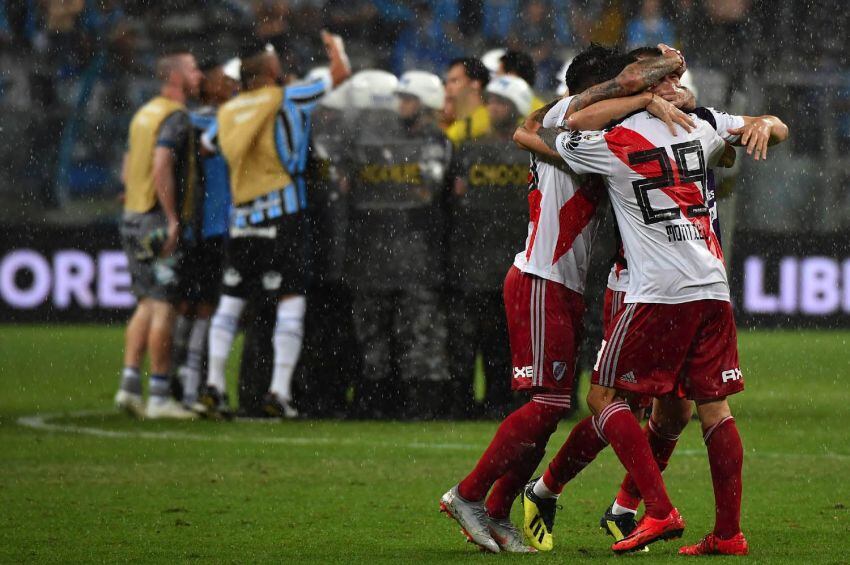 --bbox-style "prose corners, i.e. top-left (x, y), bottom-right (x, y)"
top-left (439, 44), bottom-right (688, 554)
top-left (196, 32), bottom-right (350, 419)
top-left (443, 57), bottom-right (491, 146)
top-left (174, 58), bottom-right (240, 410)
top-left (519, 51), bottom-right (754, 554)
top-left (563, 53), bottom-right (788, 554)
top-left (114, 52), bottom-right (202, 420)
